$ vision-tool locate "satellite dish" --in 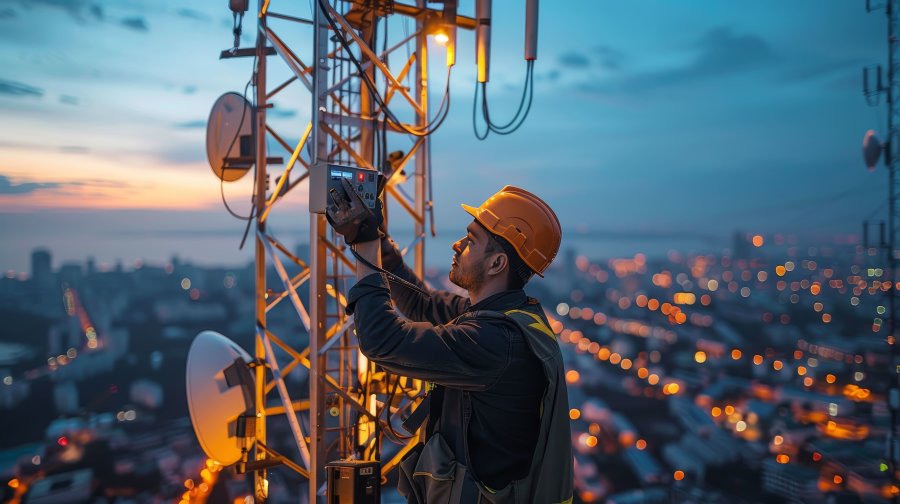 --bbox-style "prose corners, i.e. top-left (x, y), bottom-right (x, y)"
top-left (864, 130), bottom-right (883, 172)
top-left (186, 330), bottom-right (255, 465)
top-left (207, 92), bottom-right (253, 182)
